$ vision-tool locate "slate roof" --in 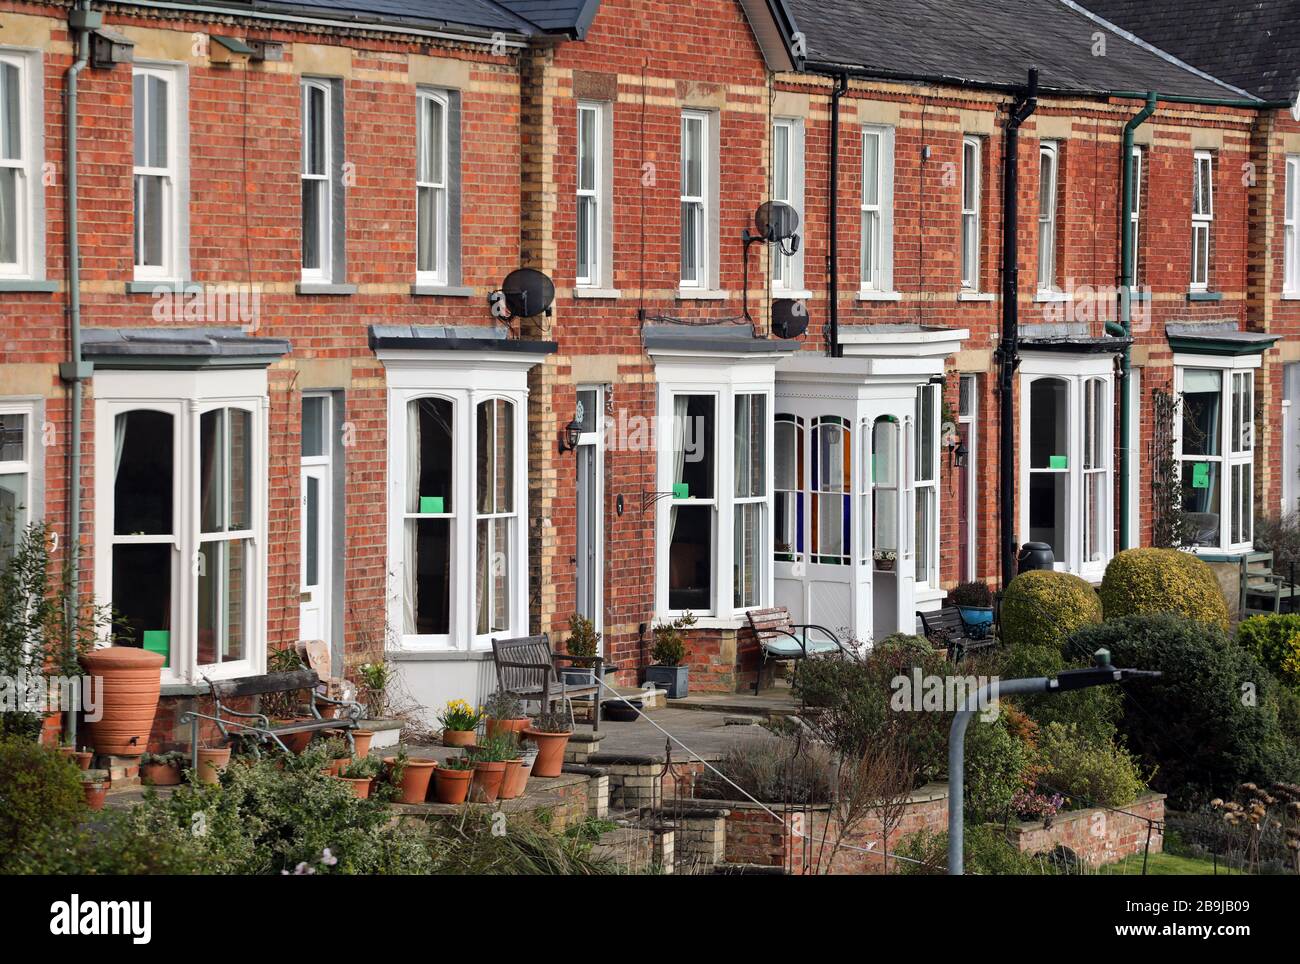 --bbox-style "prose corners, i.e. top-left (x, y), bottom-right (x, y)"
top-left (1076, 0), bottom-right (1300, 102)
top-left (492, 0), bottom-right (601, 38)
top-left (783, 0), bottom-right (1261, 101)
top-left (182, 0), bottom-right (583, 37)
